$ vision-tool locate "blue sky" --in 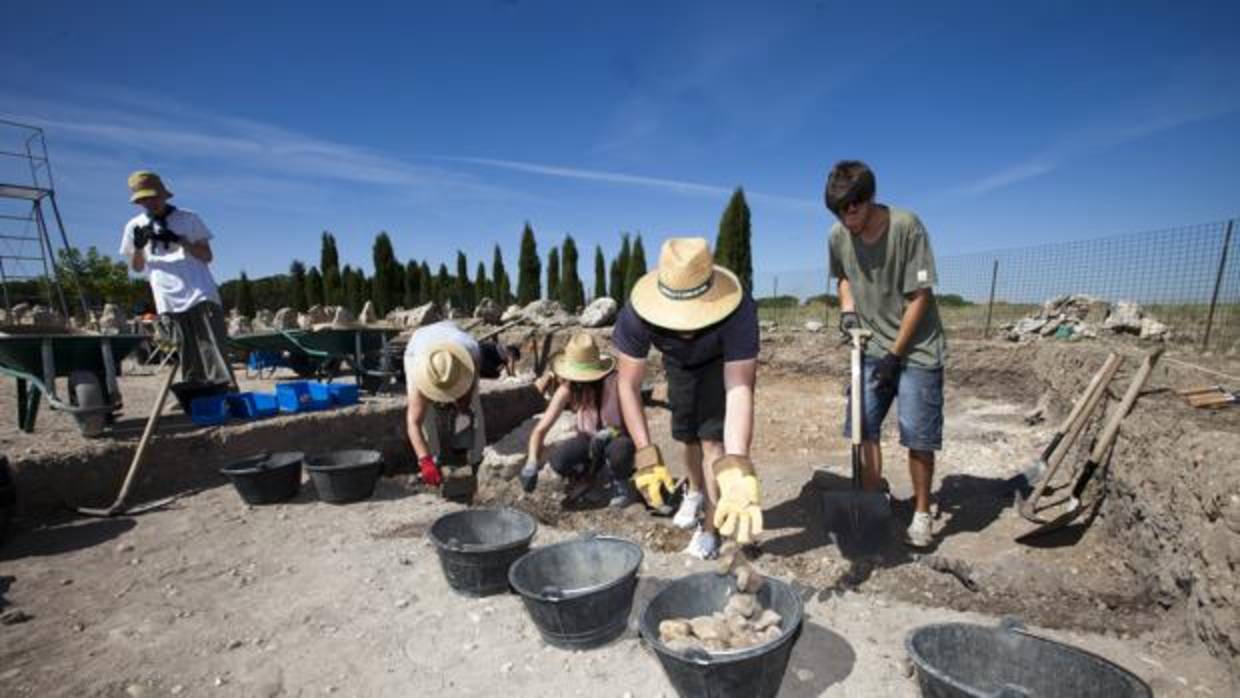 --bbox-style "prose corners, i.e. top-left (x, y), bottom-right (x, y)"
top-left (1, 1), bottom-right (1237, 298)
